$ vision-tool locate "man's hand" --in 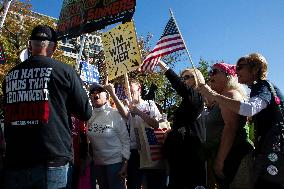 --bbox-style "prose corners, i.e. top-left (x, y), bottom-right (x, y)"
top-left (104, 83), bottom-right (115, 95)
top-left (157, 60), bottom-right (169, 72)
top-left (128, 103), bottom-right (141, 116)
top-left (118, 161), bottom-right (128, 179)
